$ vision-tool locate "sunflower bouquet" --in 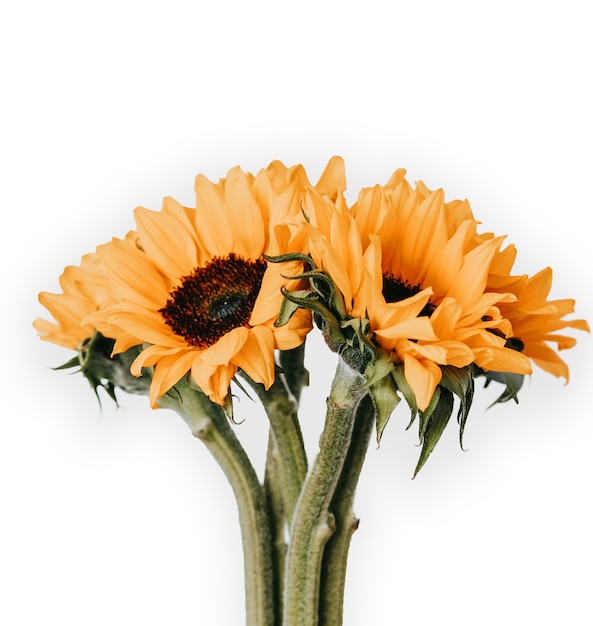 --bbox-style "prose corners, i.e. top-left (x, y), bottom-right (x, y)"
top-left (34, 157), bottom-right (588, 626)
